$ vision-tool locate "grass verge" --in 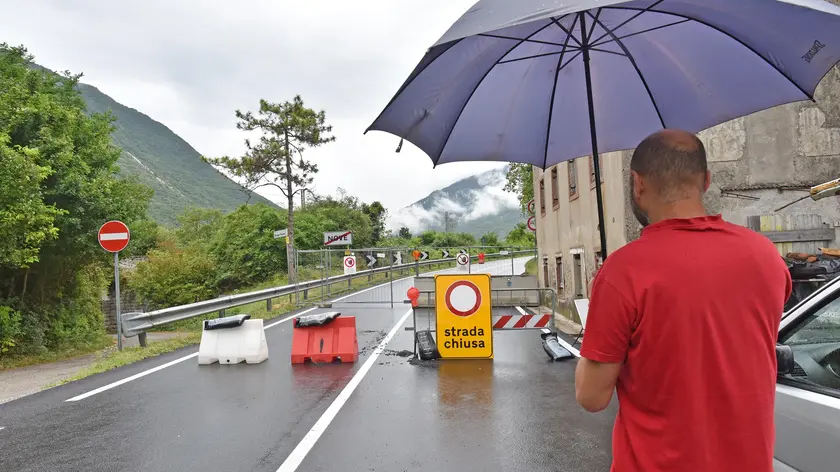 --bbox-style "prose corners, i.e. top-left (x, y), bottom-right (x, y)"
top-left (524, 257), bottom-right (538, 276)
top-left (54, 333), bottom-right (201, 386)
top-left (0, 336), bottom-right (112, 371)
